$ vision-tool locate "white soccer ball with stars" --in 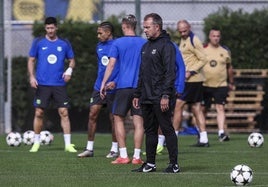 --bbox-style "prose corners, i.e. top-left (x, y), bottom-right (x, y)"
top-left (6, 132), bottom-right (22, 147)
top-left (40, 130), bottom-right (54, 145)
top-left (22, 130), bottom-right (35, 145)
top-left (230, 164), bottom-right (253, 186)
top-left (248, 132), bottom-right (264, 148)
